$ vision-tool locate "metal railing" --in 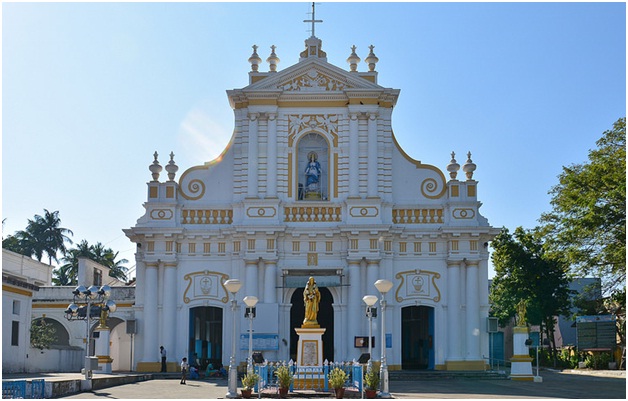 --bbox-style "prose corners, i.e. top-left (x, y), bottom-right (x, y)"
top-left (255, 360), bottom-right (363, 395)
